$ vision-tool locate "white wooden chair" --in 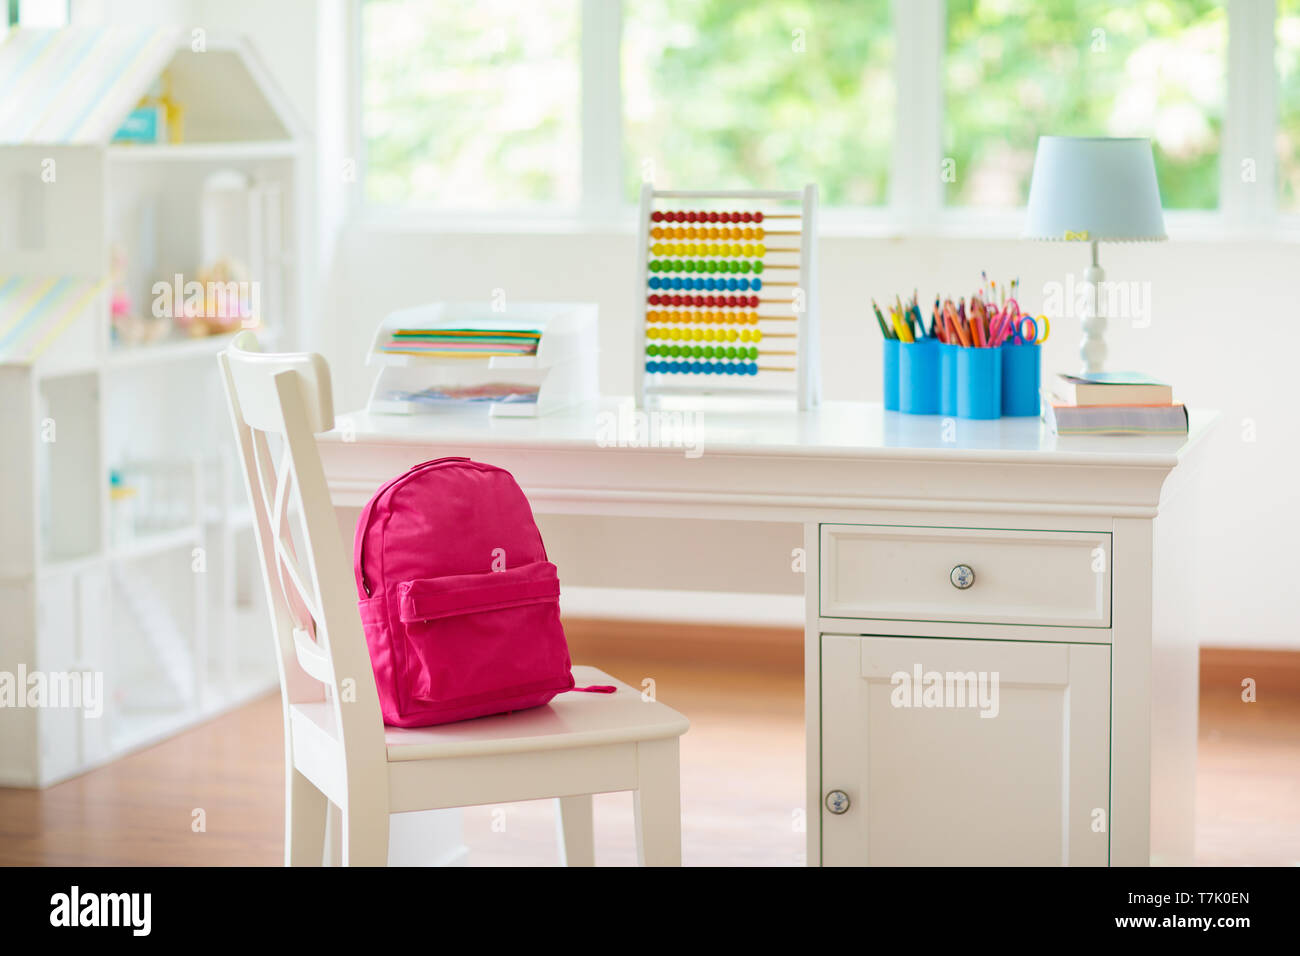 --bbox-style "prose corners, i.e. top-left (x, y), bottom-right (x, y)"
top-left (218, 332), bottom-right (689, 866)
